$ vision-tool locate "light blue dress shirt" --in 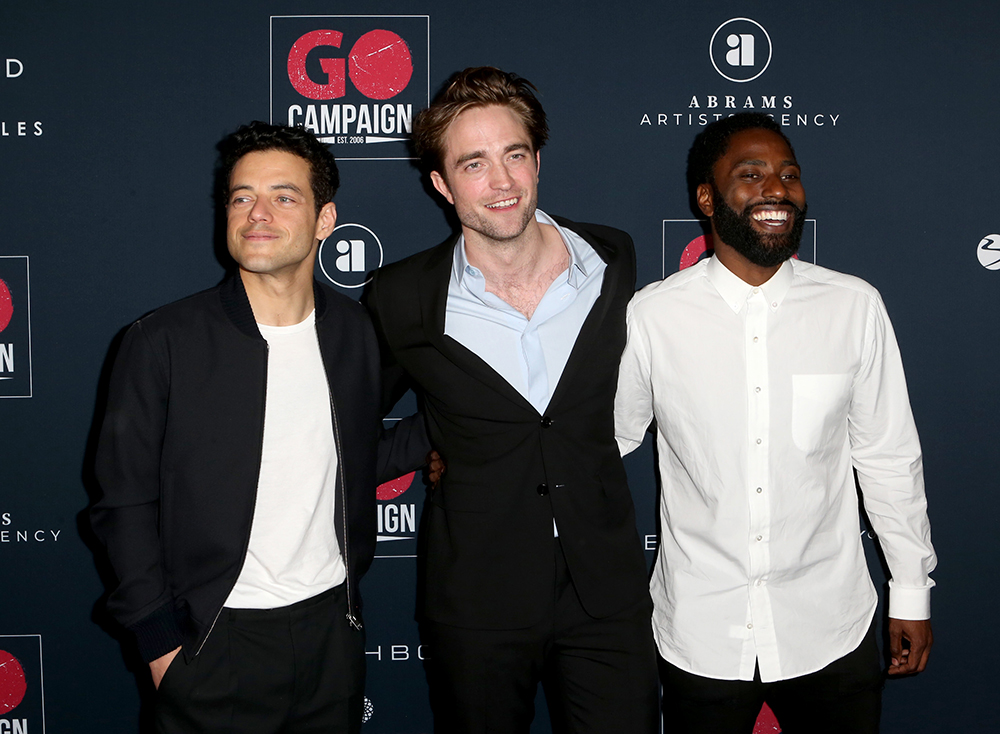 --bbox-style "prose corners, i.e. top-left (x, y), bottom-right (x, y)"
top-left (444, 210), bottom-right (607, 415)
